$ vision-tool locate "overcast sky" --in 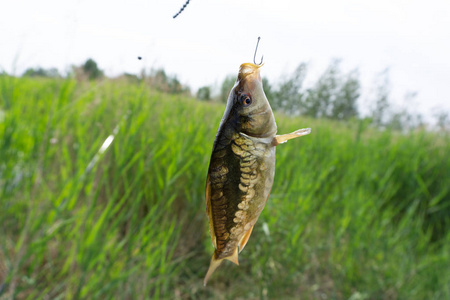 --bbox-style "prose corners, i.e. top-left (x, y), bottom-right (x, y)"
top-left (2, 0), bottom-right (450, 119)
